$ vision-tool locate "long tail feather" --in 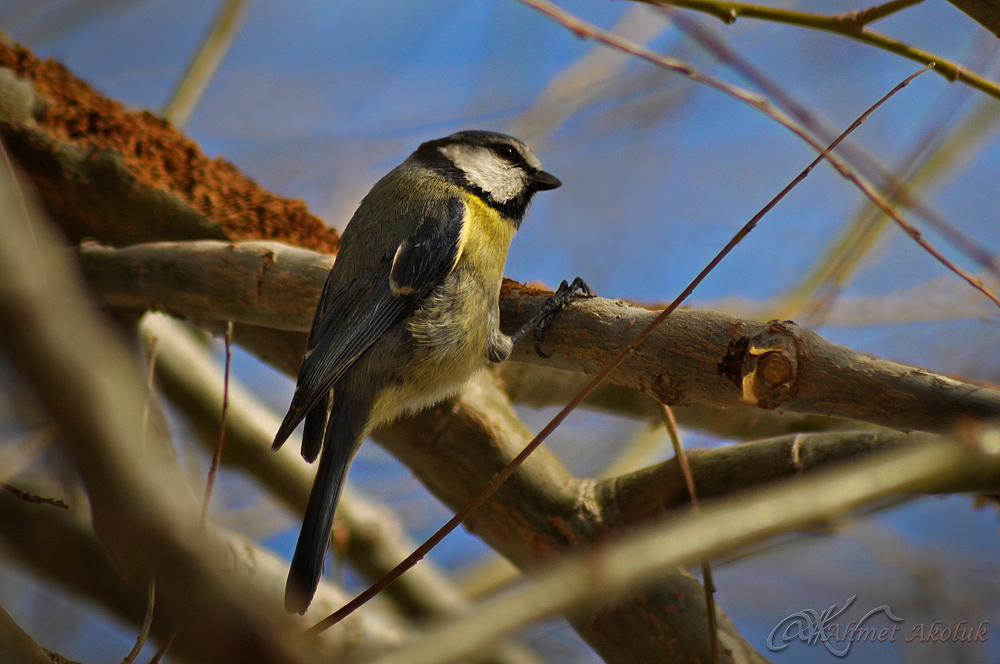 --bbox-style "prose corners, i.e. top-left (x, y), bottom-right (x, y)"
top-left (284, 400), bottom-right (357, 614)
